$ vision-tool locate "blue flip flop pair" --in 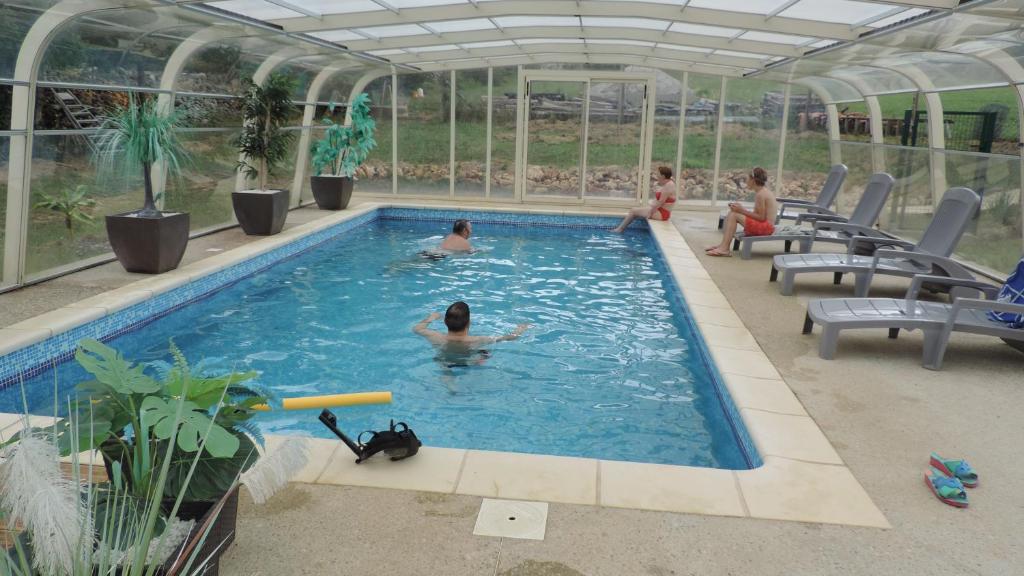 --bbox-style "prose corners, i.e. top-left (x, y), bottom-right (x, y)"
top-left (925, 452), bottom-right (979, 508)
